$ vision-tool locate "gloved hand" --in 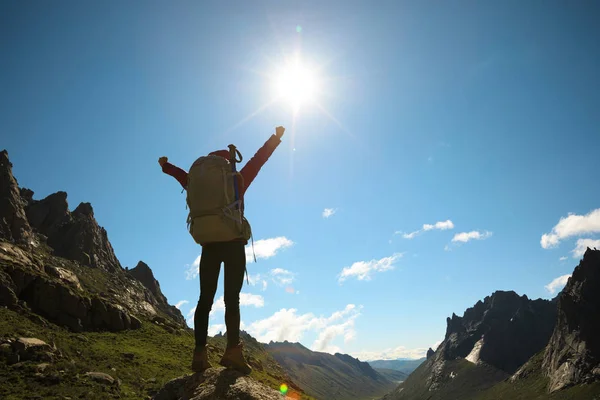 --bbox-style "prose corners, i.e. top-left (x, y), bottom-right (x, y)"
top-left (275, 126), bottom-right (285, 139)
top-left (158, 157), bottom-right (168, 167)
